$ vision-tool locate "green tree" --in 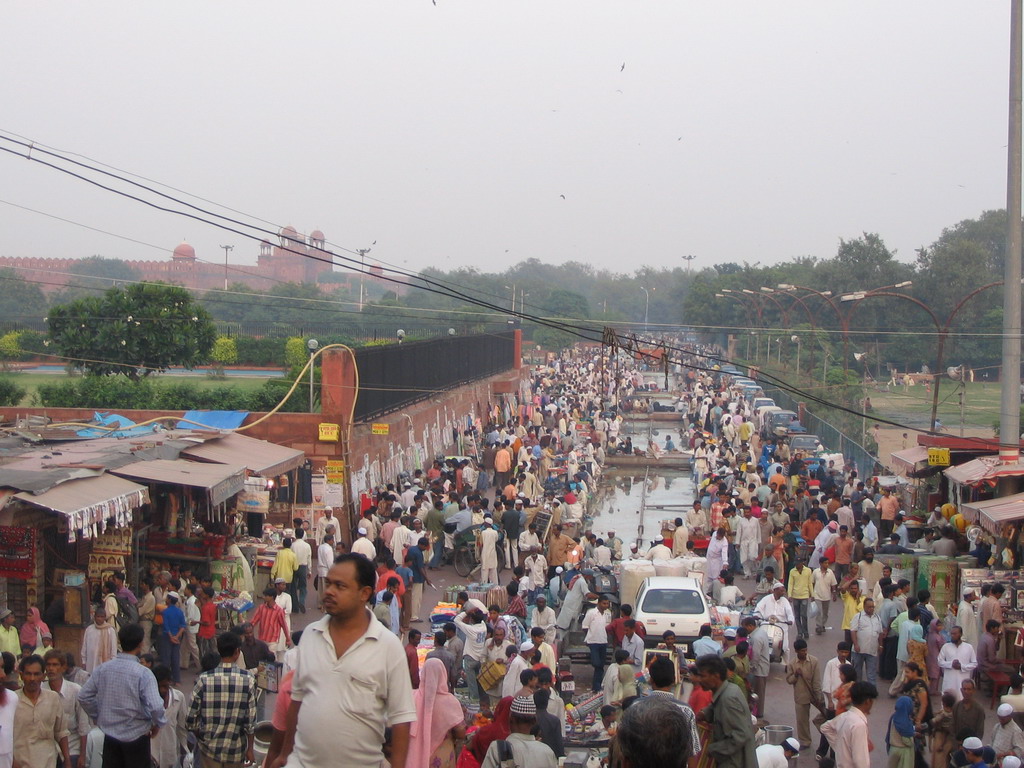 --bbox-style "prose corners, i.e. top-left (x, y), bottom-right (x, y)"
top-left (0, 331), bottom-right (21, 370)
top-left (284, 337), bottom-right (308, 368)
top-left (47, 283), bottom-right (216, 379)
top-left (49, 256), bottom-right (141, 305)
top-left (209, 336), bottom-right (238, 377)
top-left (0, 268), bottom-right (47, 324)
